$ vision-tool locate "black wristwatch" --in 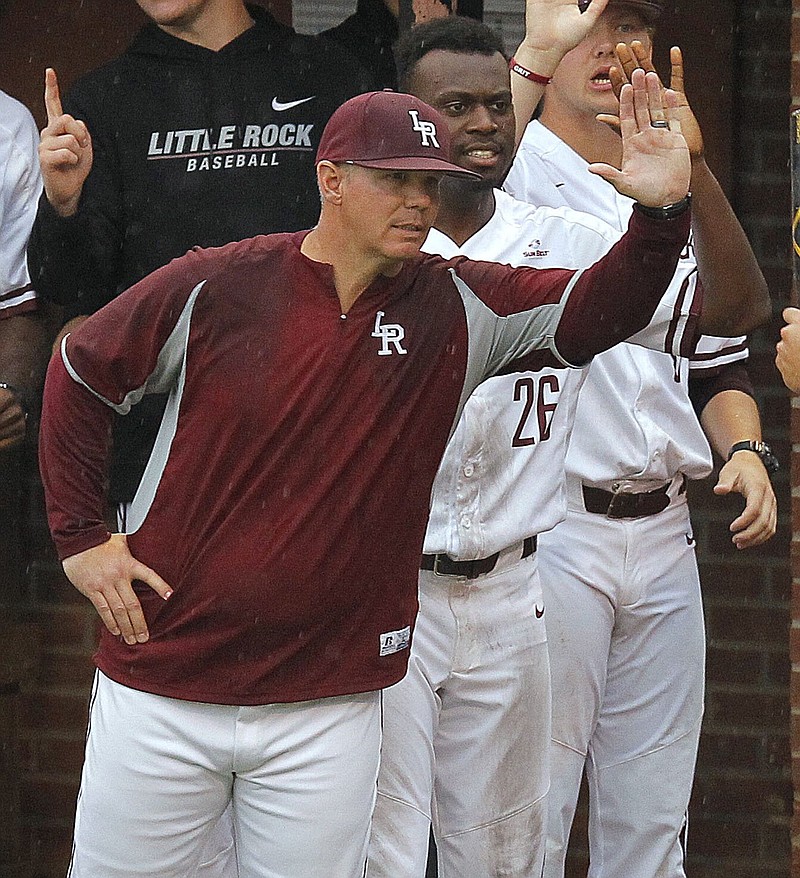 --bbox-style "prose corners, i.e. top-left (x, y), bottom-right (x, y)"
top-left (633, 195), bottom-right (691, 221)
top-left (727, 440), bottom-right (780, 476)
